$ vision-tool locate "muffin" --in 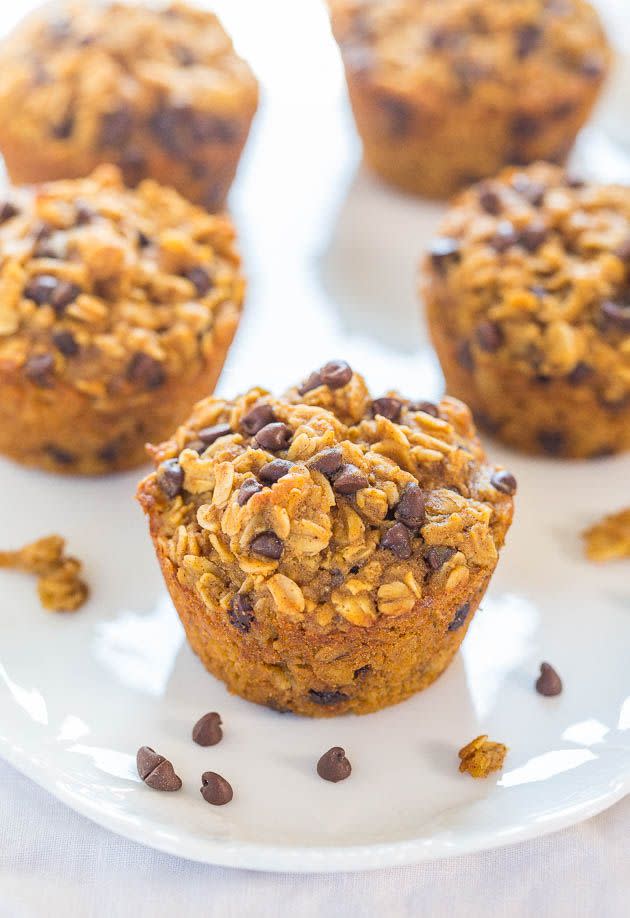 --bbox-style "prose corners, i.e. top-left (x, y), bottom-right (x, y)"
top-left (0, 1), bottom-right (258, 211)
top-left (0, 165), bottom-right (244, 475)
top-left (329, 0), bottom-right (610, 198)
top-left (137, 361), bottom-right (515, 717)
top-left (423, 163), bottom-right (630, 458)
